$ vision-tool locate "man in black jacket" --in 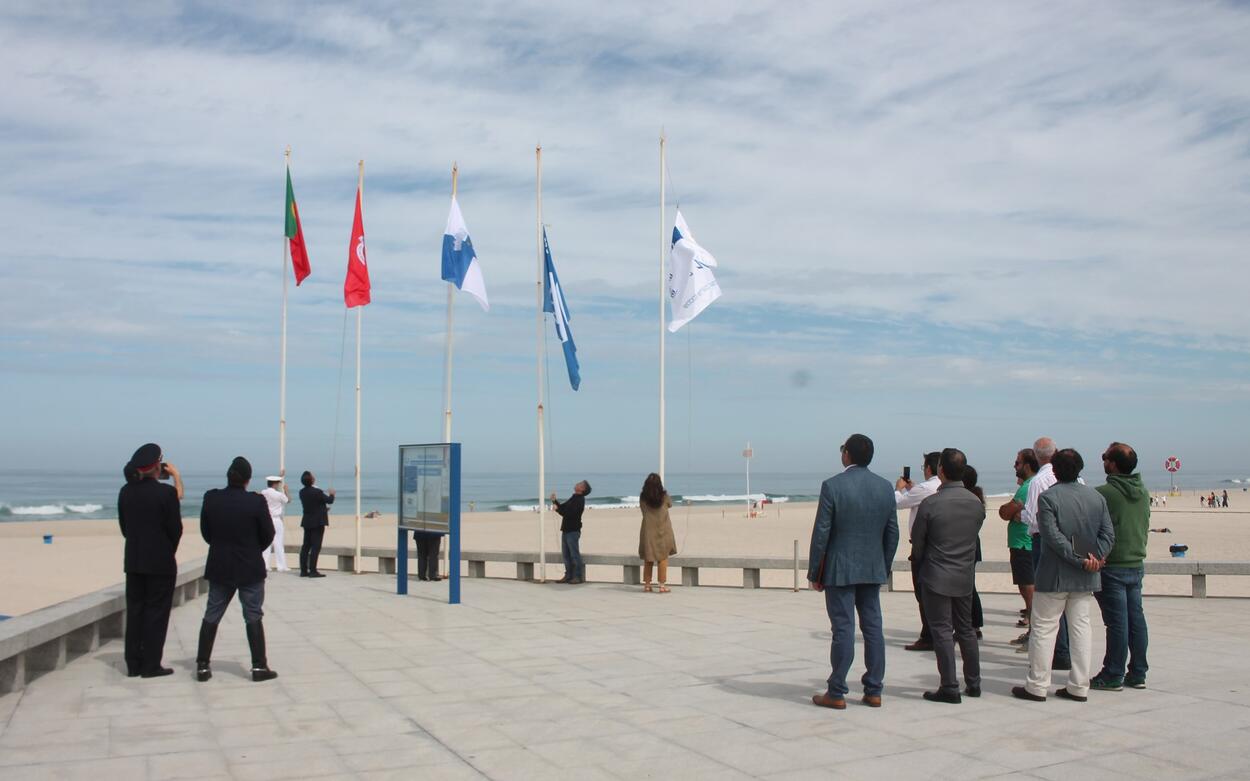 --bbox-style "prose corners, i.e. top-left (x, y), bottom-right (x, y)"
top-left (195, 456), bottom-right (278, 682)
top-left (551, 481), bottom-right (590, 584)
top-left (298, 471), bottom-right (335, 578)
top-left (117, 442), bottom-right (183, 678)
